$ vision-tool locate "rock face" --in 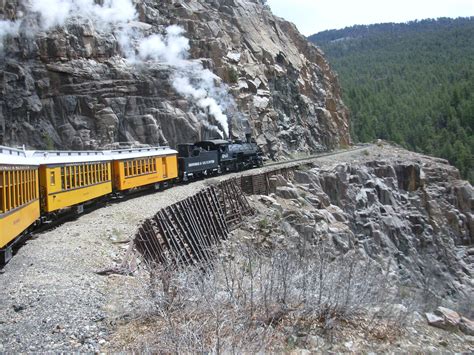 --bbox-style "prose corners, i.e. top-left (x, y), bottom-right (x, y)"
top-left (0, 0), bottom-right (349, 156)
top-left (248, 146), bottom-right (473, 311)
